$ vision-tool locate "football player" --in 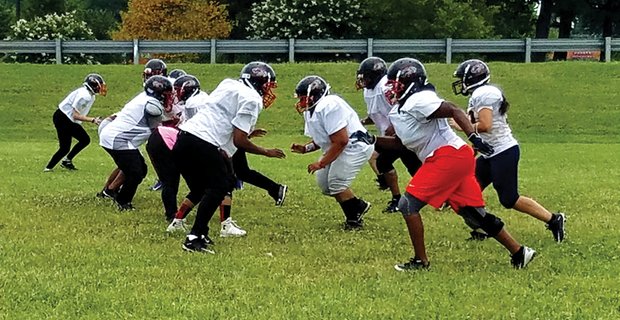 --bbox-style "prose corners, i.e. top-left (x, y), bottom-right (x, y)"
top-left (356, 57), bottom-right (422, 213)
top-left (377, 57), bottom-right (536, 270)
top-left (291, 75), bottom-right (374, 230)
top-left (99, 75), bottom-right (174, 211)
top-left (44, 74), bottom-right (107, 172)
top-left (173, 62), bottom-right (284, 253)
top-left (451, 59), bottom-right (565, 242)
